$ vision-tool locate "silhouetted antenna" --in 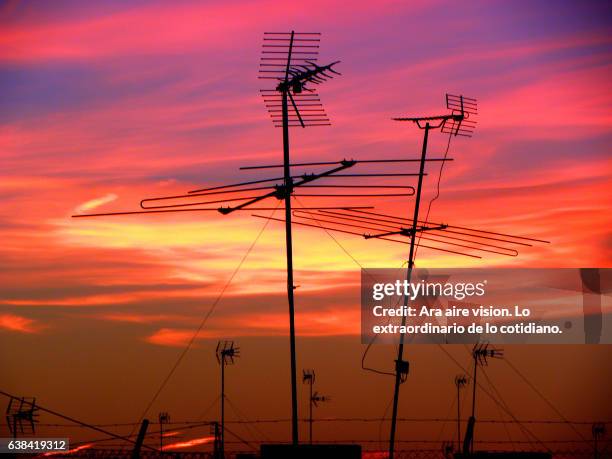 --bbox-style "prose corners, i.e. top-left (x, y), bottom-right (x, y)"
top-left (251, 206), bottom-right (548, 260)
top-left (472, 342), bottom-right (504, 366)
top-left (302, 367), bottom-right (330, 446)
top-left (216, 341), bottom-right (240, 459)
top-left (463, 343), bottom-right (504, 456)
top-left (68, 32), bottom-right (385, 450)
top-left (393, 93), bottom-right (478, 137)
top-left (311, 391), bottom-right (330, 407)
top-left (0, 389), bottom-right (159, 453)
top-left (592, 422), bottom-right (606, 459)
top-left (210, 421), bottom-right (221, 459)
top-left (455, 375), bottom-right (468, 451)
top-left (442, 440), bottom-right (454, 459)
top-left (5, 396), bottom-right (39, 438)
top-left (158, 412), bottom-right (170, 451)
top-left (259, 32), bottom-right (340, 128)
top-left (248, 94), bottom-right (545, 459)
top-left (302, 369), bottom-right (315, 444)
